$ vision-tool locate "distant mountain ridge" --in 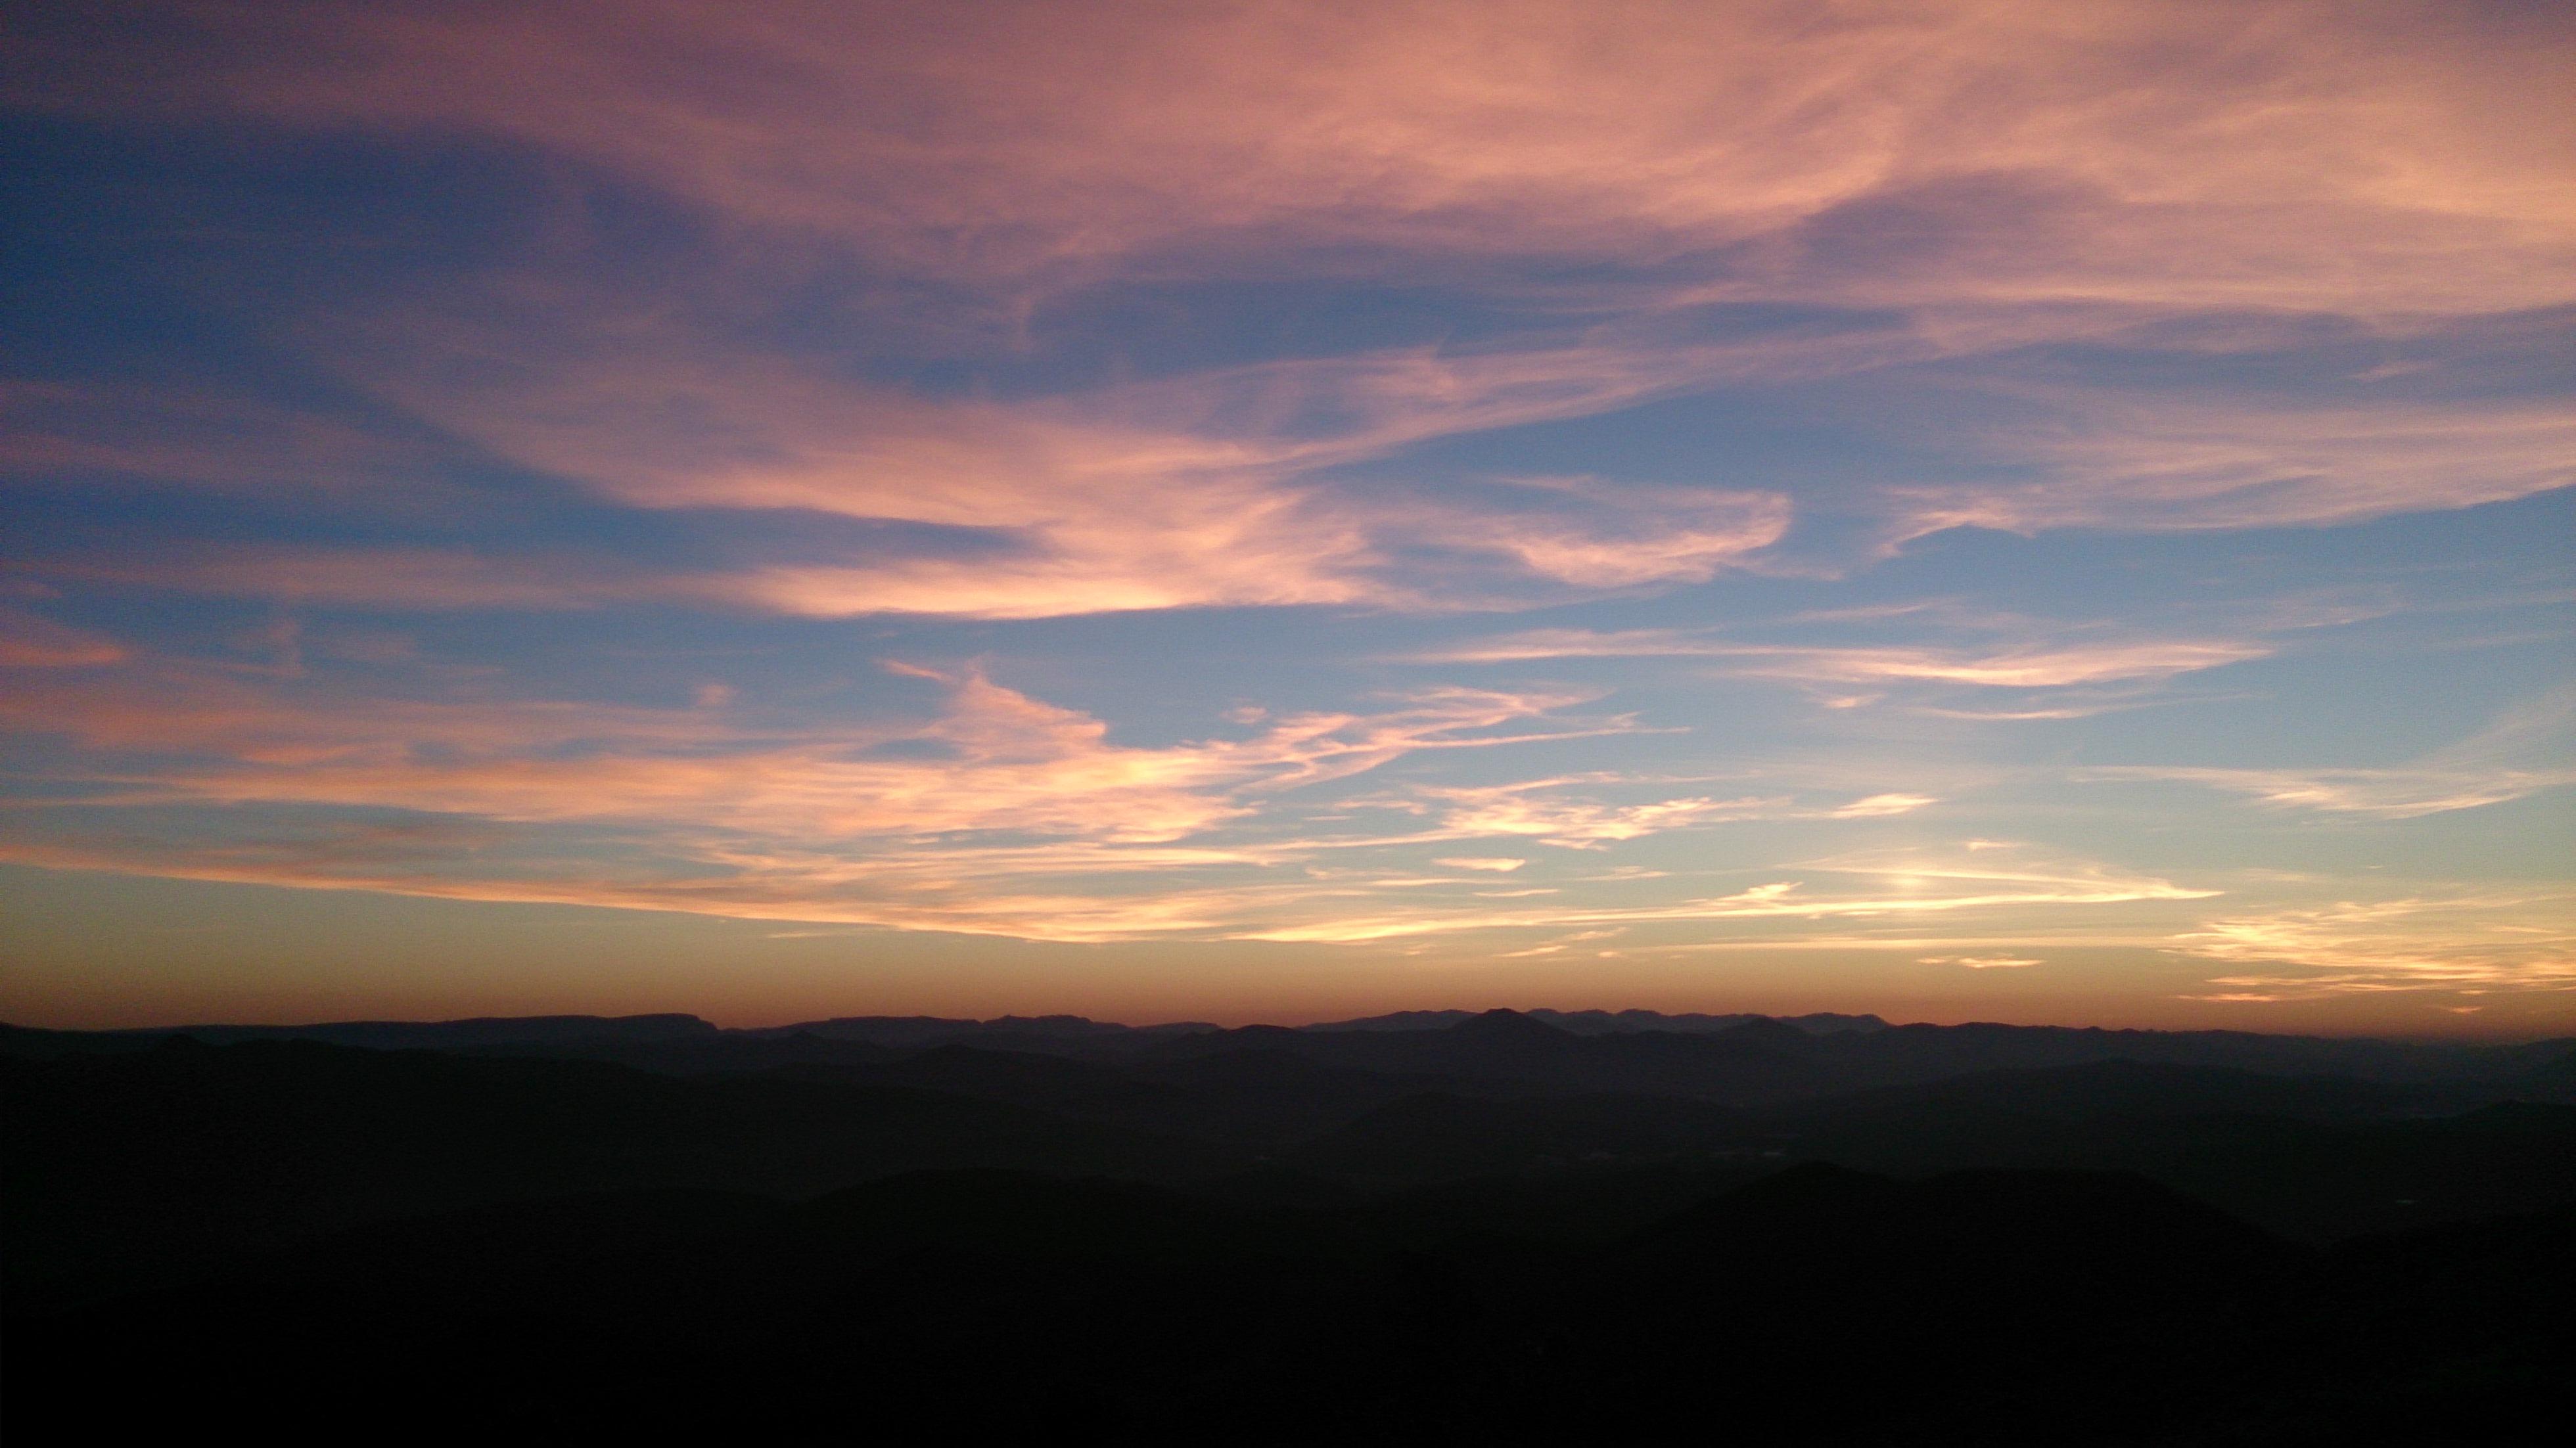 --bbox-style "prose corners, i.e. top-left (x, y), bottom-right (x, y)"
top-left (1299, 1007), bottom-right (1890, 1035)
top-left (0, 1012), bottom-right (721, 1054)
top-left (5, 1008), bottom-right (2565, 1090)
